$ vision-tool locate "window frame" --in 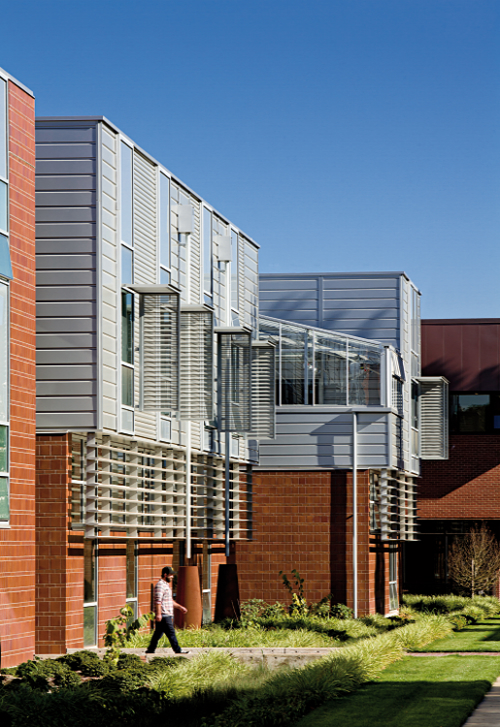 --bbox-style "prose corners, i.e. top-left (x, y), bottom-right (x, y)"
top-left (450, 392), bottom-right (500, 435)
top-left (83, 539), bottom-right (98, 647)
top-left (0, 280), bottom-right (9, 528)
